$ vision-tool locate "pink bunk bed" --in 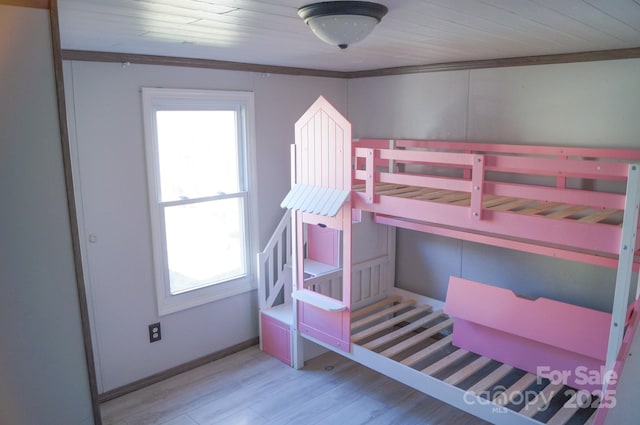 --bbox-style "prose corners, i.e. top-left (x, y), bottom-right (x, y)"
top-left (274, 96), bottom-right (640, 425)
